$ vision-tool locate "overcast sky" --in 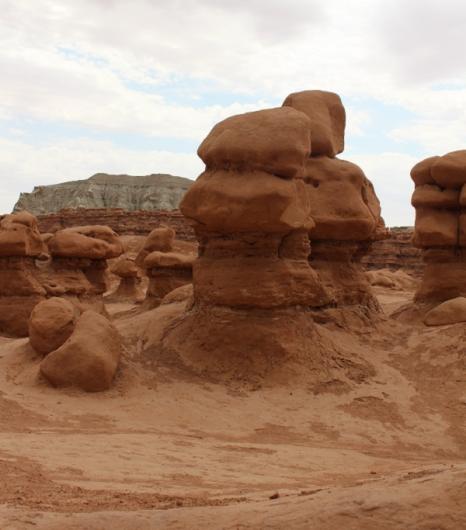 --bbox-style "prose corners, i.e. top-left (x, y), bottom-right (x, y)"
top-left (1, 0), bottom-right (466, 225)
